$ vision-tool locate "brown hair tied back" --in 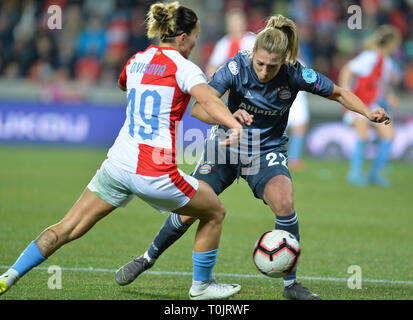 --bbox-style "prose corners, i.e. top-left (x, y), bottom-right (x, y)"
top-left (253, 14), bottom-right (299, 65)
top-left (146, 2), bottom-right (198, 43)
